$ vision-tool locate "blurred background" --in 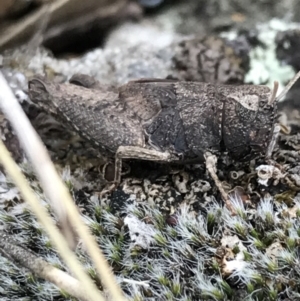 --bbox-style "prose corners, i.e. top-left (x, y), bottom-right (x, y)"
top-left (1, 1), bottom-right (300, 89)
top-left (0, 0), bottom-right (299, 58)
